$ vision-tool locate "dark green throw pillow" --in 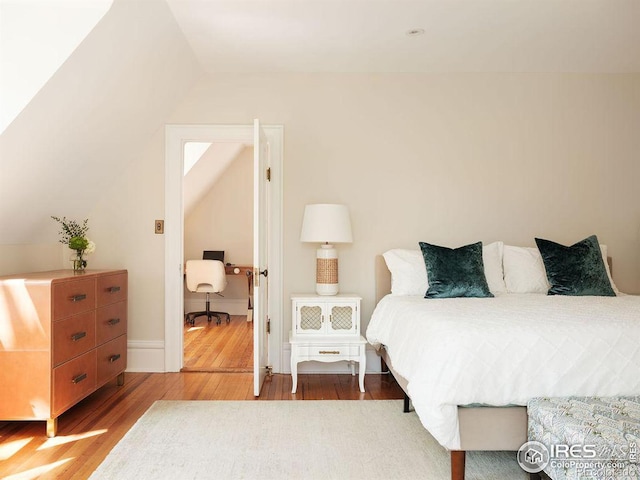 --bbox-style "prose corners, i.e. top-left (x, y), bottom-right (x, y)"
top-left (419, 241), bottom-right (493, 299)
top-left (534, 235), bottom-right (615, 296)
